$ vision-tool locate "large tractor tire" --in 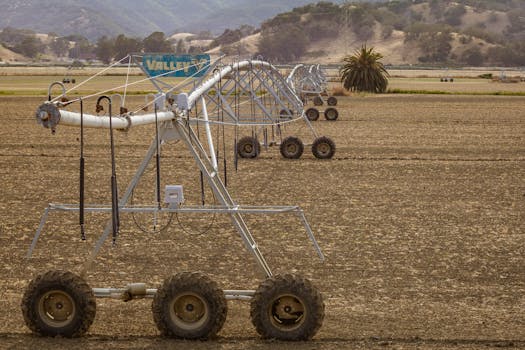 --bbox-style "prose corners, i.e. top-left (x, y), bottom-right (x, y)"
top-left (279, 109), bottom-right (293, 120)
top-left (21, 270), bottom-right (96, 338)
top-left (305, 108), bottom-right (320, 121)
top-left (313, 96), bottom-right (323, 106)
top-left (324, 108), bottom-right (339, 121)
top-left (280, 136), bottom-right (304, 159)
top-left (237, 136), bottom-right (260, 159)
top-left (152, 272), bottom-right (227, 340)
top-left (327, 96), bottom-right (338, 106)
top-left (250, 274), bottom-right (324, 341)
top-left (312, 136), bottom-right (336, 159)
